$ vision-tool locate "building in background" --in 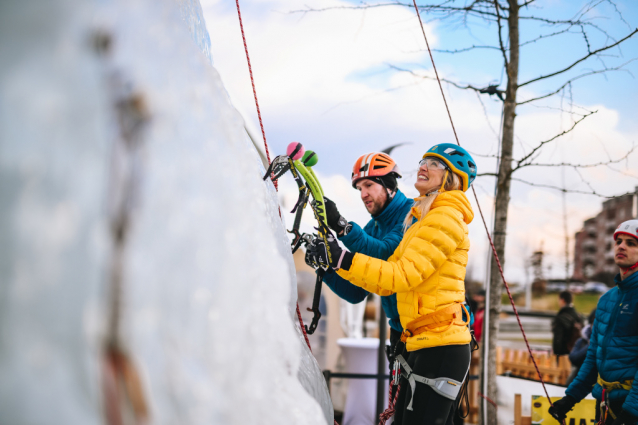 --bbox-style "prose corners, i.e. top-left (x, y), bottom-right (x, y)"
top-left (572, 188), bottom-right (638, 284)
